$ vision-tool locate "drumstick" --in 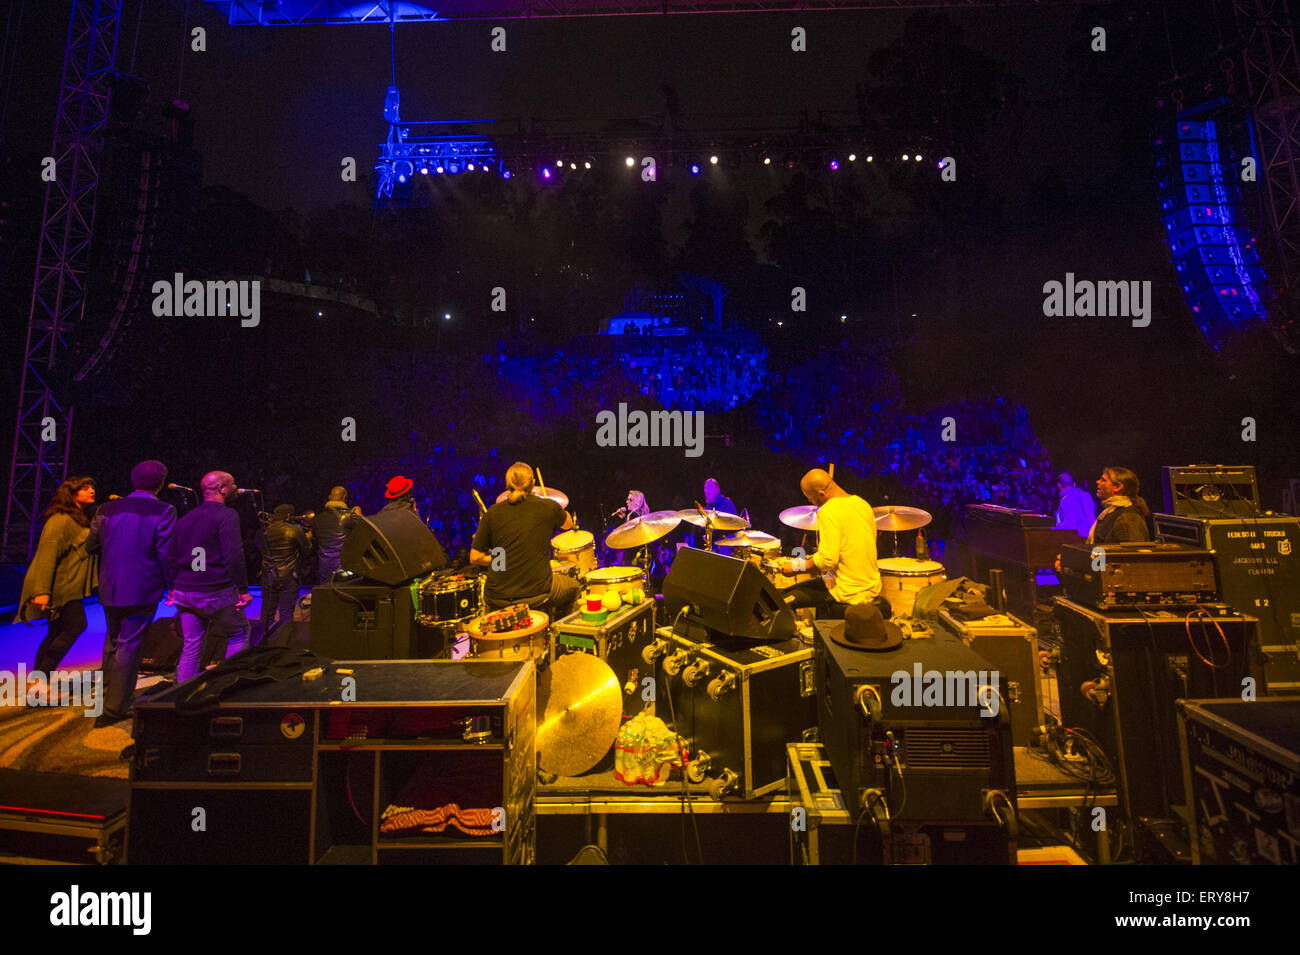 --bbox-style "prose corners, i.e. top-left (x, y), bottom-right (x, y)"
top-left (536, 468), bottom-right (547, 496)
top-left (828, 462), bottom-right (834, 480)
top-left (473, 489), bottom-right (487, 514)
